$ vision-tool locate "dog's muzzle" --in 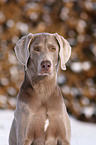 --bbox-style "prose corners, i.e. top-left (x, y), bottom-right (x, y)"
top-left (41, 60), bottom-right (51, 71)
